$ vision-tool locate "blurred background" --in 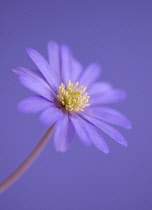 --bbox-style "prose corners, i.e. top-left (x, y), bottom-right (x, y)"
top-left (0, 0), bottom-right (152, 209)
